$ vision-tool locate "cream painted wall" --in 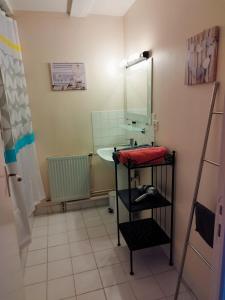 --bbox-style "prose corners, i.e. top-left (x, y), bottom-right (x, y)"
top-left (15, 12), bottom-right (125, 197)
top-left (124, 1), bottom-right (225, 299)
